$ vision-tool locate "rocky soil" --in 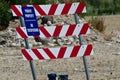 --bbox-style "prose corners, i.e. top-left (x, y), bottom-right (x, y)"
top-left (0, 15), bottom-right (120, 80)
